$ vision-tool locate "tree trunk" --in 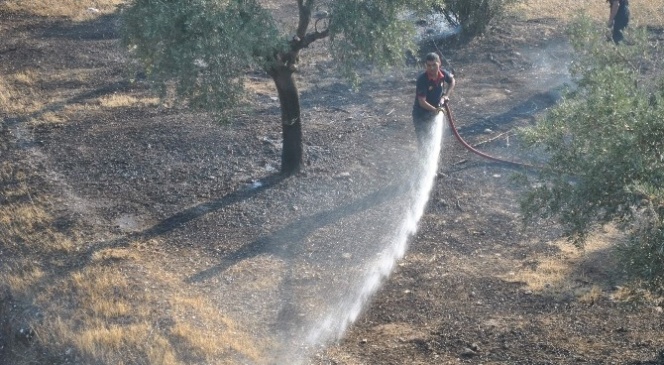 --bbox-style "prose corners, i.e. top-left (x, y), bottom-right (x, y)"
top-left (271, 68), bottom-right (303, 175)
